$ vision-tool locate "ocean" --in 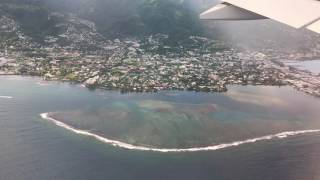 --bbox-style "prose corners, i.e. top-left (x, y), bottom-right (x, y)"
top-left (283, 60), bottom-right (320, 74)
top-left (1, 76), bottom-right (320, 180)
